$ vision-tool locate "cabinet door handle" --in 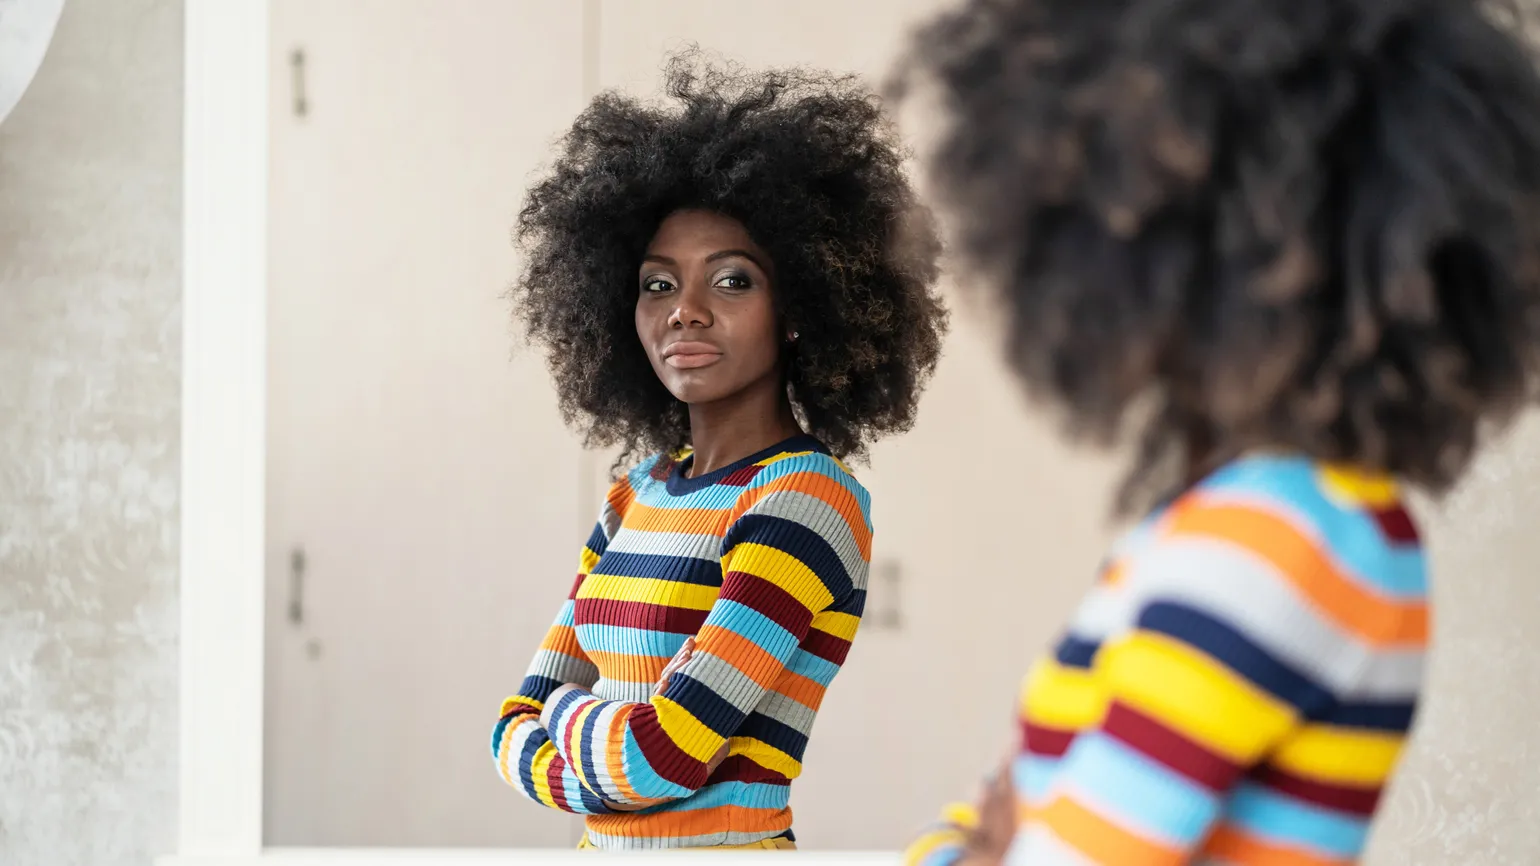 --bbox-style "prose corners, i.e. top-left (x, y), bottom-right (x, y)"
top-left (288, 546), bottom-right (306, 626)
